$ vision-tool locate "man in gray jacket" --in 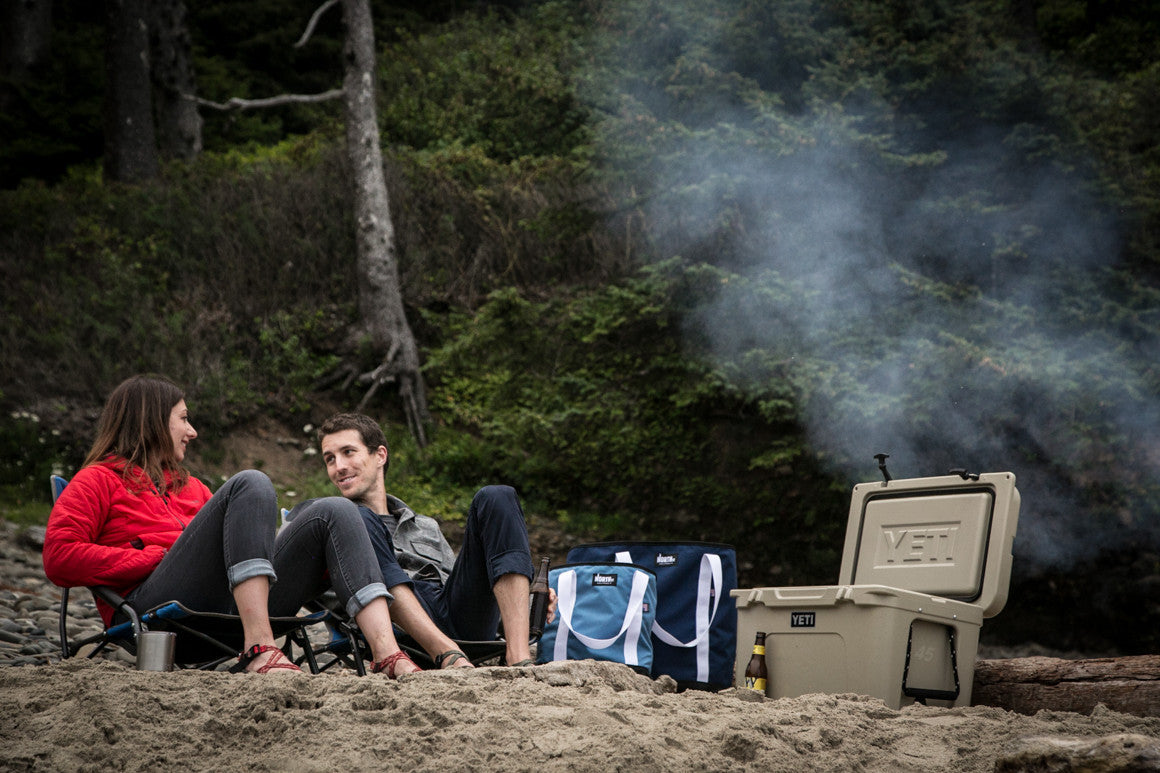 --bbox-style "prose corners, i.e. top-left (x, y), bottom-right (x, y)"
top-left (301, 412), bottom-right (553, 669)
